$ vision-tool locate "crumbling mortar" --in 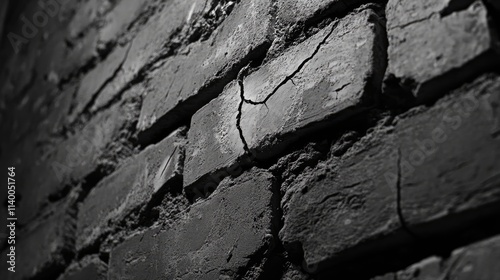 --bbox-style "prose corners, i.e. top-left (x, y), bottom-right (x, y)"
top-left (60, 0), bottom-right (242, 145)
